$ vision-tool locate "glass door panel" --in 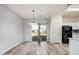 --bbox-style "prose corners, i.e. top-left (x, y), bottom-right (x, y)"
top-left (40, 24), bottom-right (47, 41)
top-left (32, 23), bottom-right (47, 41)
top-left (32, 23), bottom-right (38, 41)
